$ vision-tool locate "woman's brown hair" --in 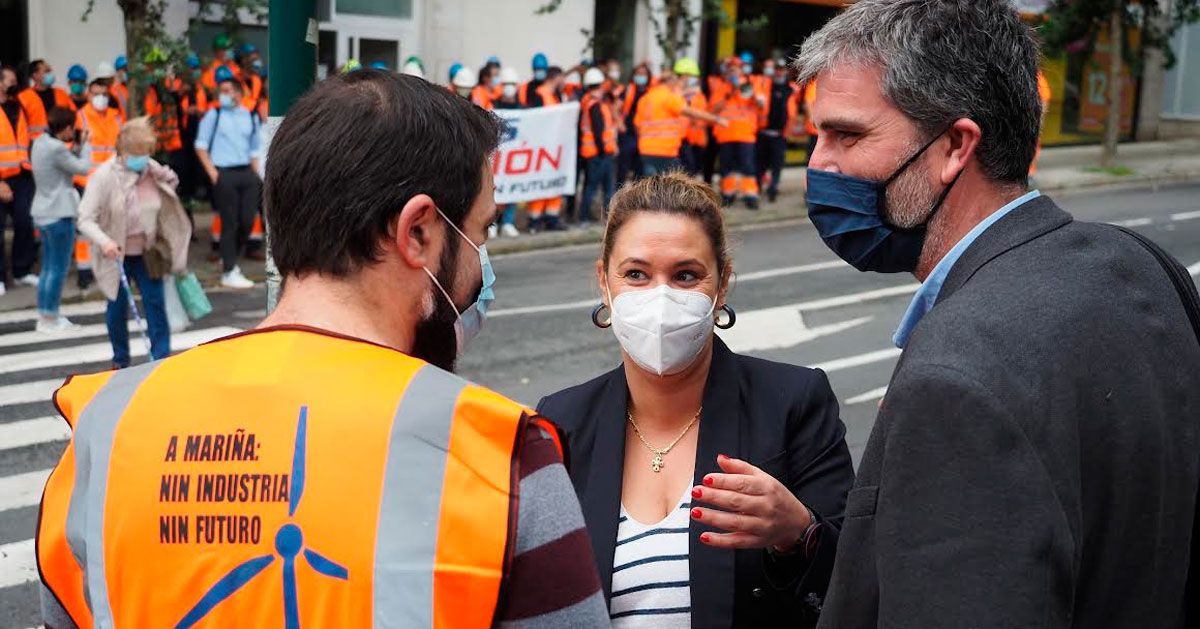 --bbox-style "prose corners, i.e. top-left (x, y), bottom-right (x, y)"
top-left (601, 172), bottom-right (731, 277)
